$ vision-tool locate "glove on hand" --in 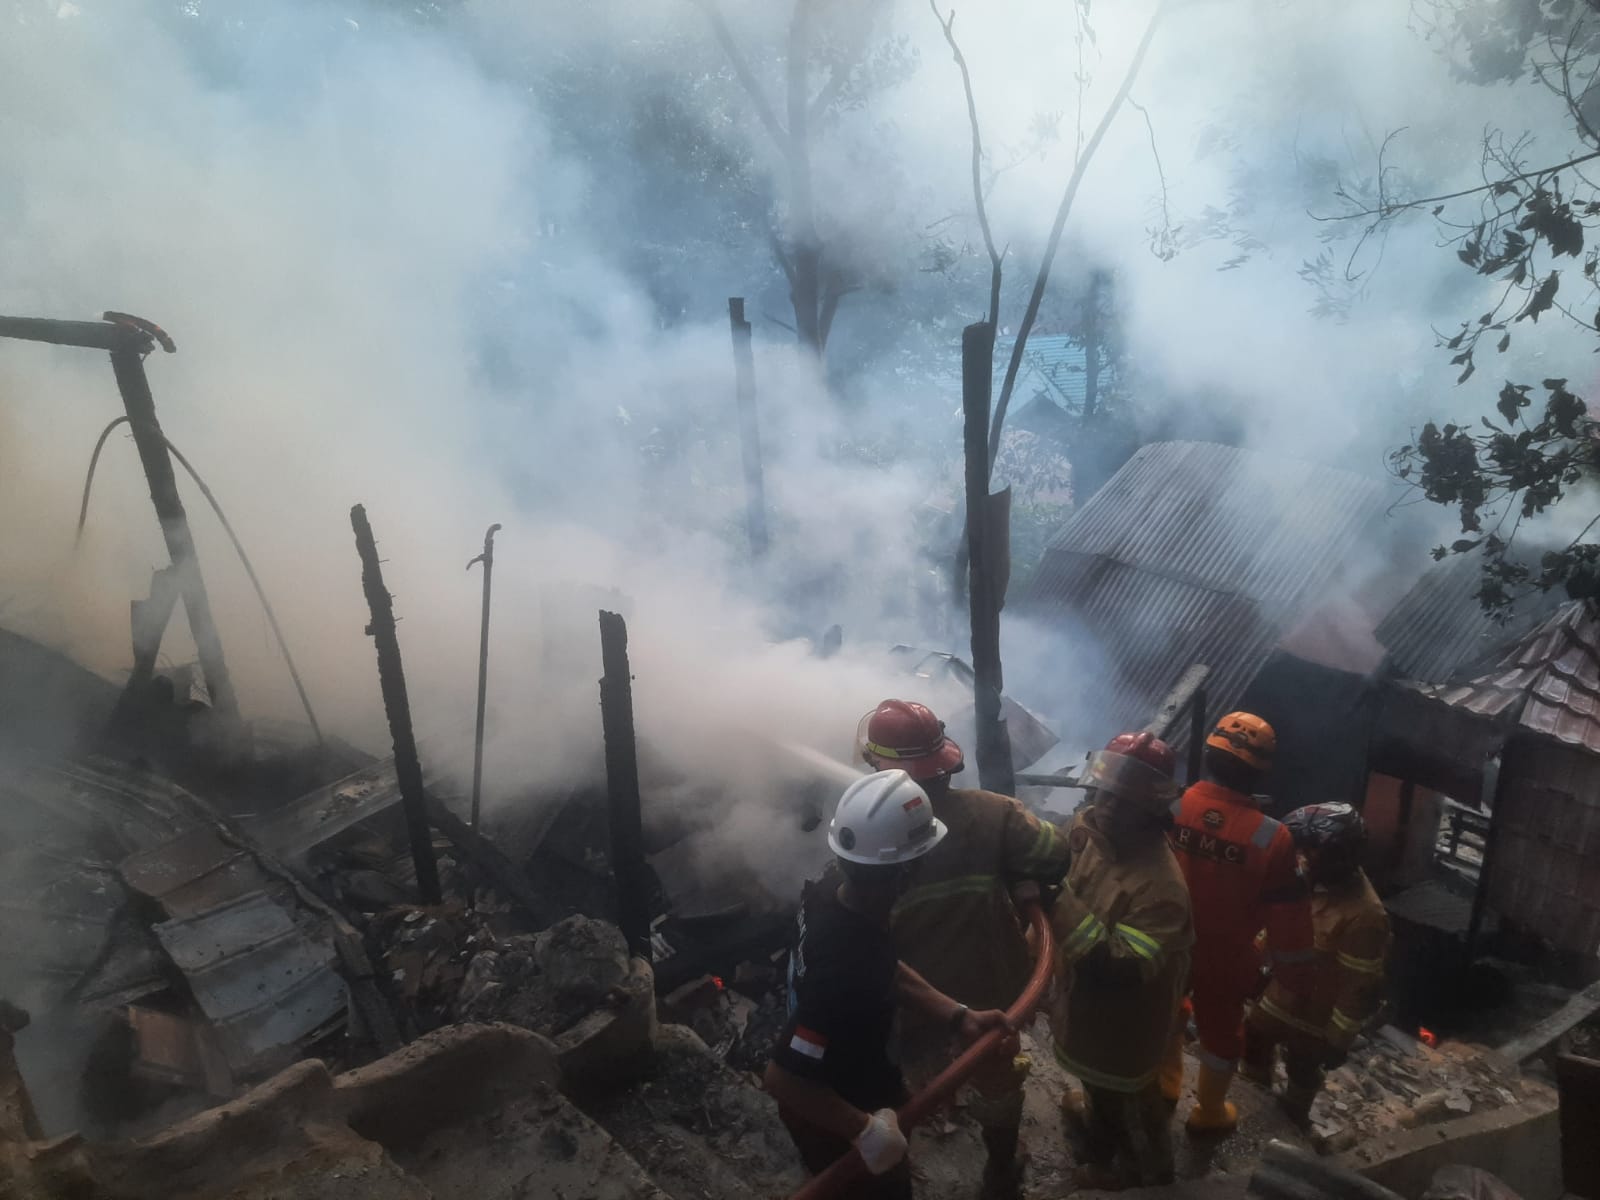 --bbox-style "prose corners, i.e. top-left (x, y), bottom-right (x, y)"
top-left (855, 1108), bottom-right (908, 1175)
